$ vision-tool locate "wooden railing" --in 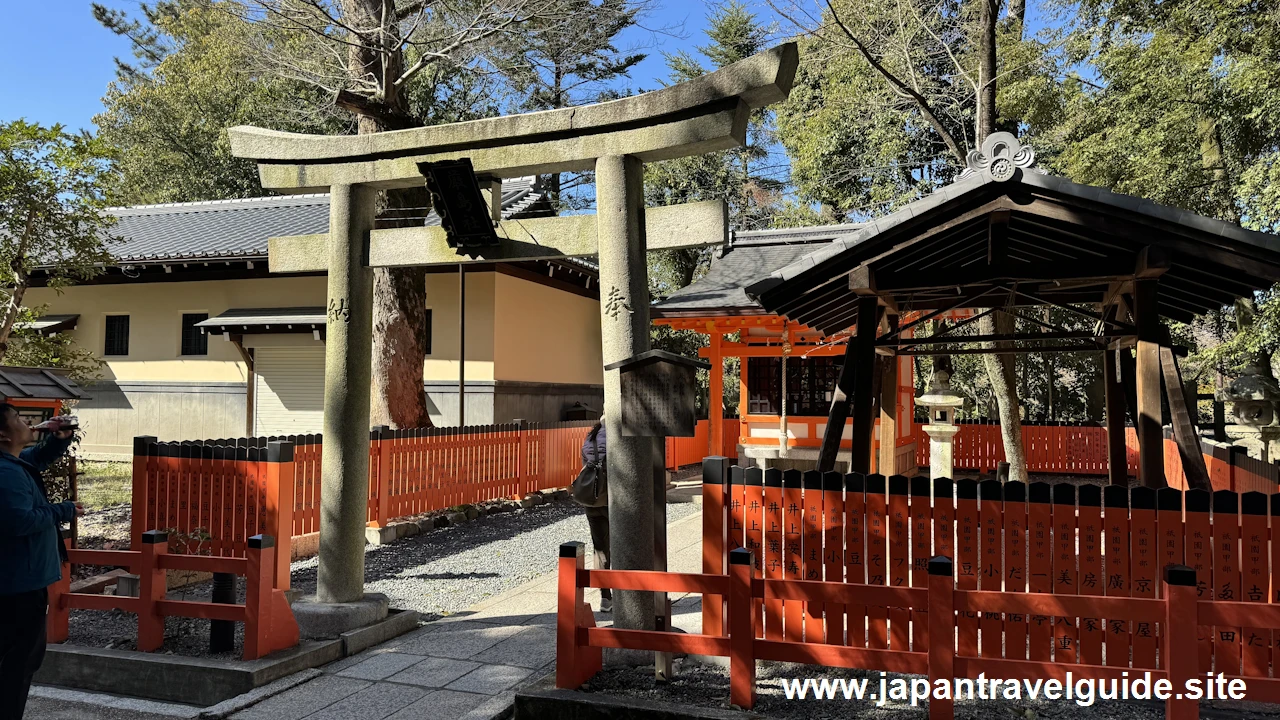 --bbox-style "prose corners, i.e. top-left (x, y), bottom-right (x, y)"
top-left (556, 544), bottom-right (1280, 715)
top-left (665, 419), bottom-right (740, 469)
top-left (367, 422), bottom-right (592, 527)
top-left (914, 421), bottom-right (1128, 475)
top-left (913, 421), bottom-right (1280, 491)
top-left (47, 531), bottom-right (298, 661)
top-left (700, 459), bottom-right (1280, 686)
top-left (131, 422), bottom-right (595, 557)
top-left (130, 440), bottom-right (296, 590)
